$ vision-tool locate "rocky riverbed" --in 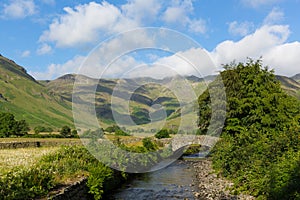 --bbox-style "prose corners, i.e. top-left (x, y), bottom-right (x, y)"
top-left (192, 158), bottom-right (255, 200)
